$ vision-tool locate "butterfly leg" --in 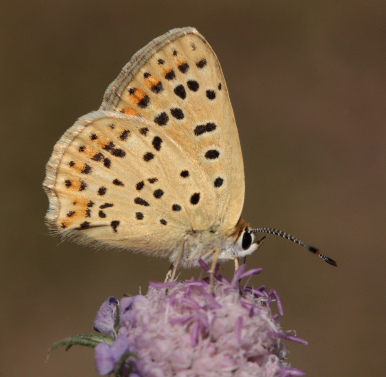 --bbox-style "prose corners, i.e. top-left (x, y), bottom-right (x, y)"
top-left (164, 264), bottom-right (174, 283)
top-left (209, 247), bottom-right (221, 295)
top-left (234, 257), bottom-right (240, 271)
top-left (170, 242), bottom-right (184, 282)
top-left (164, 241), bottom-right (185, 283)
